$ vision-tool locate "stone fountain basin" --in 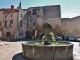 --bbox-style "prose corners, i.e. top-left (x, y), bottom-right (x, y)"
top-left (22, 41), bottom-right (73, 60)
